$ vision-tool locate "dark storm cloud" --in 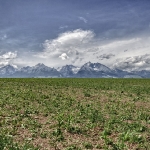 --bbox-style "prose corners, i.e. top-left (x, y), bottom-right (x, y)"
top-left (97, 54), bottom-right (115, 60)
top-left (1, 0), bottom-right (150, 40)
